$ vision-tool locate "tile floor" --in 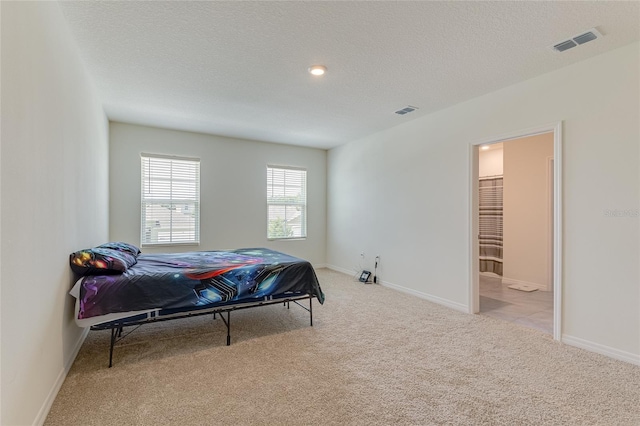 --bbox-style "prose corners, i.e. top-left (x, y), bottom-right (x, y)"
top-left (479, 274), bottom-right (553, 334)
